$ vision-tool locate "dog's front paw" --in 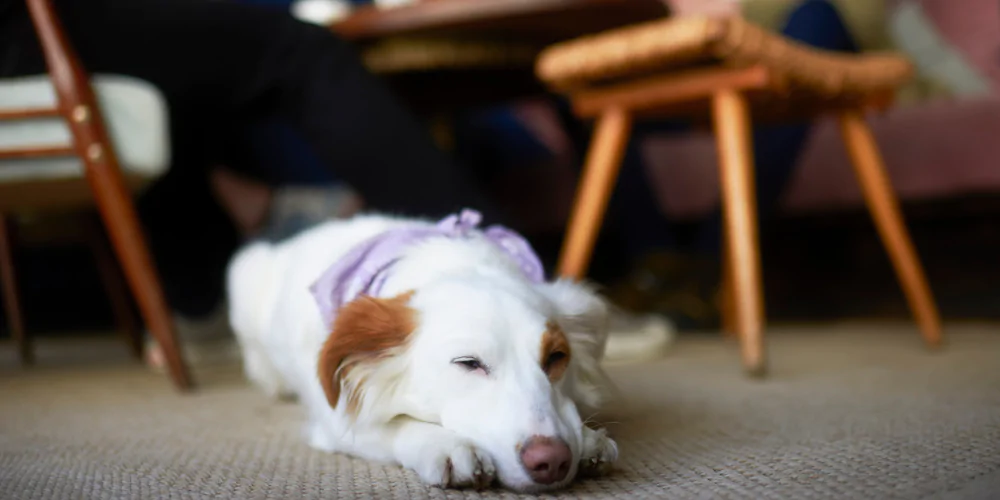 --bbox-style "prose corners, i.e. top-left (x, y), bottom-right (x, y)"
top-left (579, 427), bottom-right (618, 478)
top-left (414, 438), bottom-right (496, 490)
